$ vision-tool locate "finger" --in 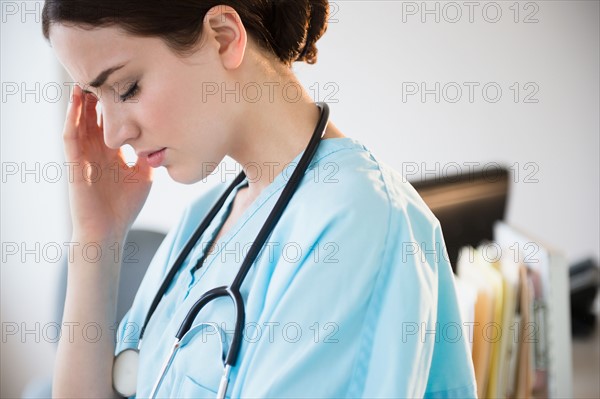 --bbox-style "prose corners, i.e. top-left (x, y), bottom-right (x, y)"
top-left (62, 88), bottom-right (89, 172)
top-left (84, 92), bottom-right (99, 133)
top-left (63, 86), bottom-right (82, 140)
top-left (98, 108), bottom-right (104, 131)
